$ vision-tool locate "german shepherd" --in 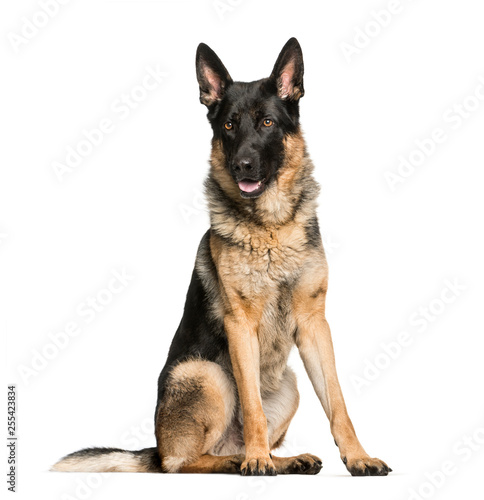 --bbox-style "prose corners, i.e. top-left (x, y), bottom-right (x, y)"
top-left (52, 38), bottom-right (391, 477)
